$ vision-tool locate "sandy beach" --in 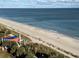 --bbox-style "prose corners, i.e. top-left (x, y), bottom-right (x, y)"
top-left (0, 18), bottom-right (79, 57)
